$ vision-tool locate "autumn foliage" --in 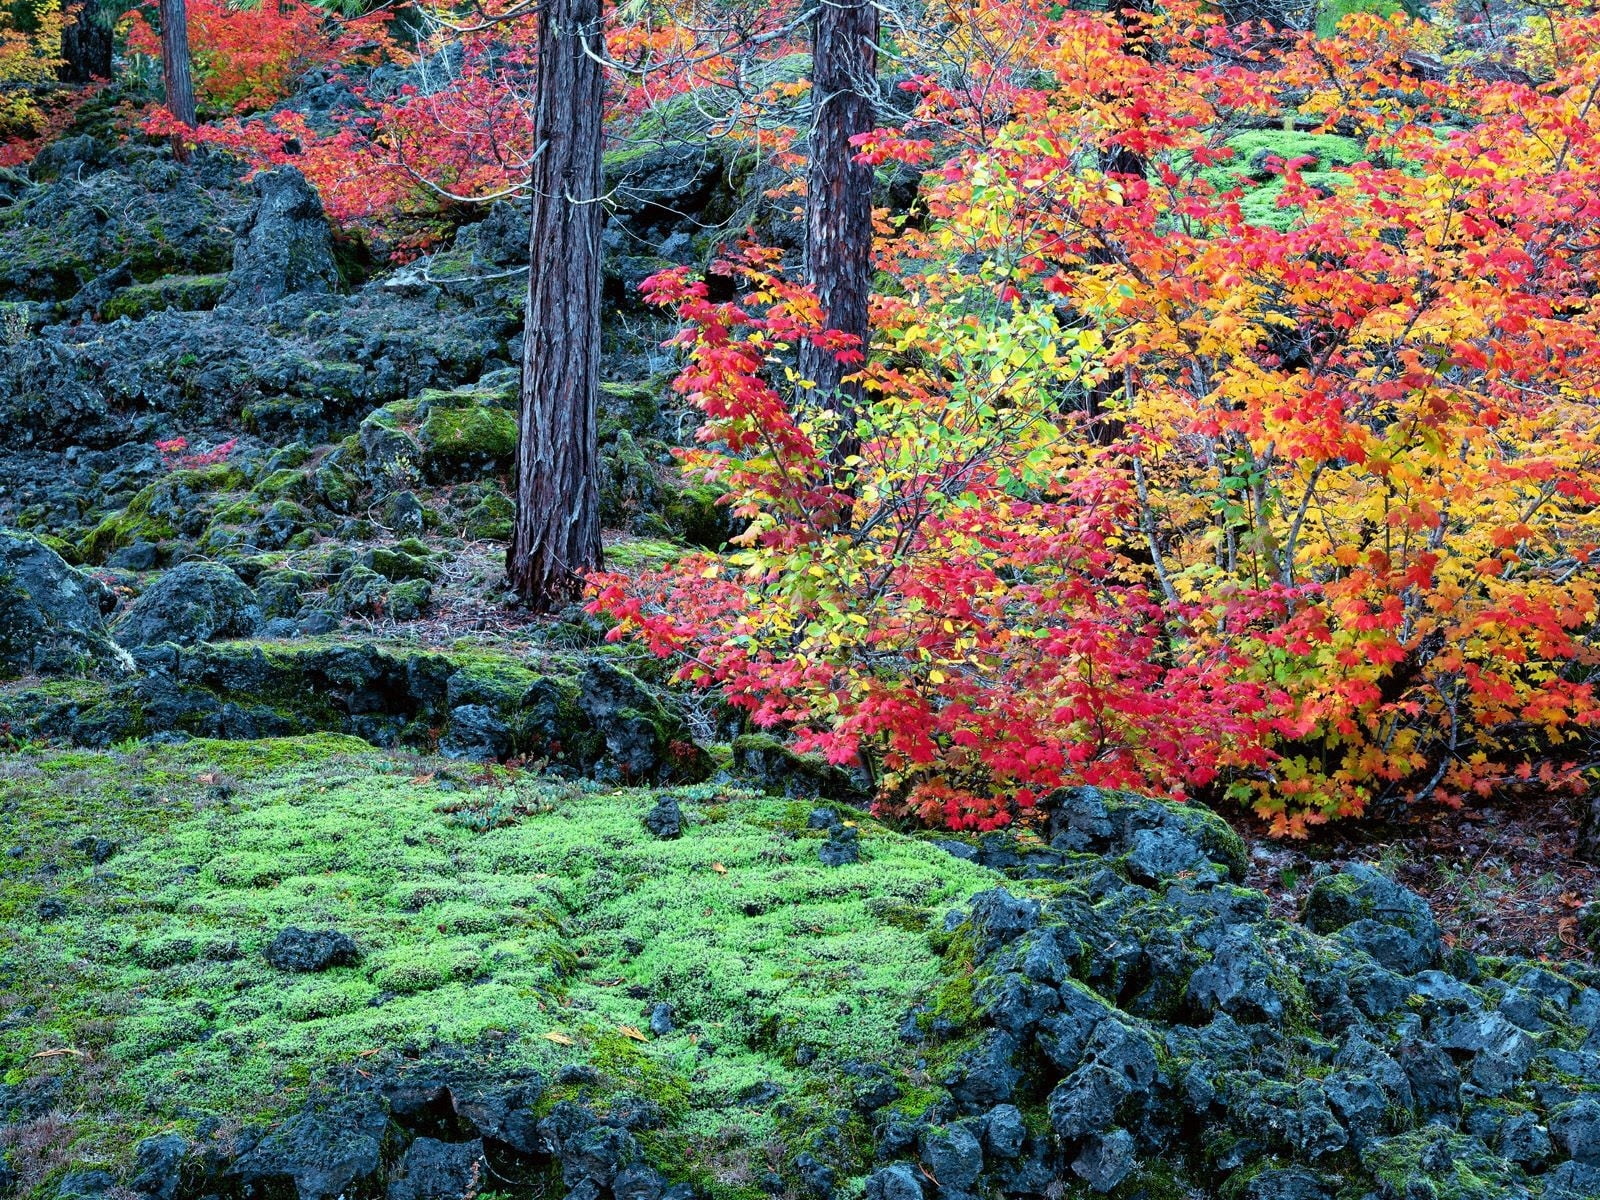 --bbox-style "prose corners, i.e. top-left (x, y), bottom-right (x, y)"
top-left (595, 0), bottom-right (1600, 834)
top-left (94, 0), bottom-right (1600, 833)
top-left (127, 0), bottom-right (392, 114)
top-left (0, 0), bottom-right (65, 147)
